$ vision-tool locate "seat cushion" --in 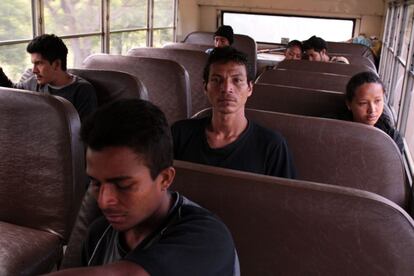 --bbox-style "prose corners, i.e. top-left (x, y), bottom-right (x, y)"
top-left (0, 221), bottom-right (62, 275)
